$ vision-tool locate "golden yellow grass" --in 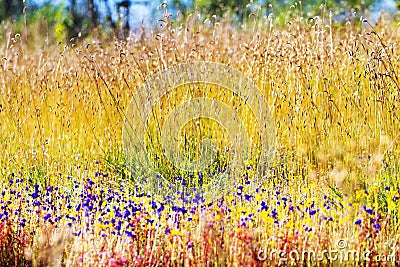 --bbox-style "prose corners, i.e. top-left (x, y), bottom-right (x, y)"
top-left (0, 13), bottom-right (399, 265)
top-left (1, 16), bottom-right (398, 185)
